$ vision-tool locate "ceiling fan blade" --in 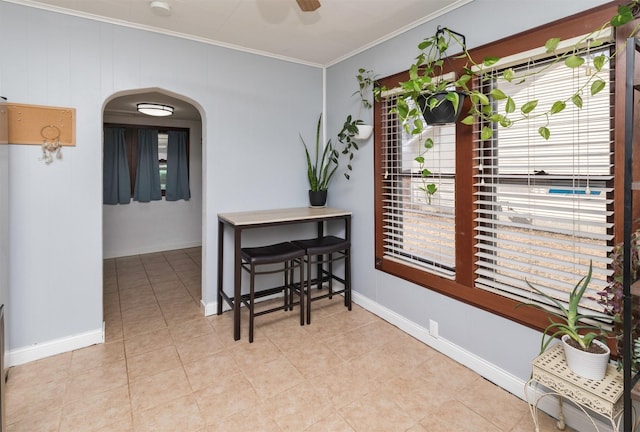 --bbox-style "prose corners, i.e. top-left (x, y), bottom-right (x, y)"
top-left (296, 0), bottom-right (321, 12)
